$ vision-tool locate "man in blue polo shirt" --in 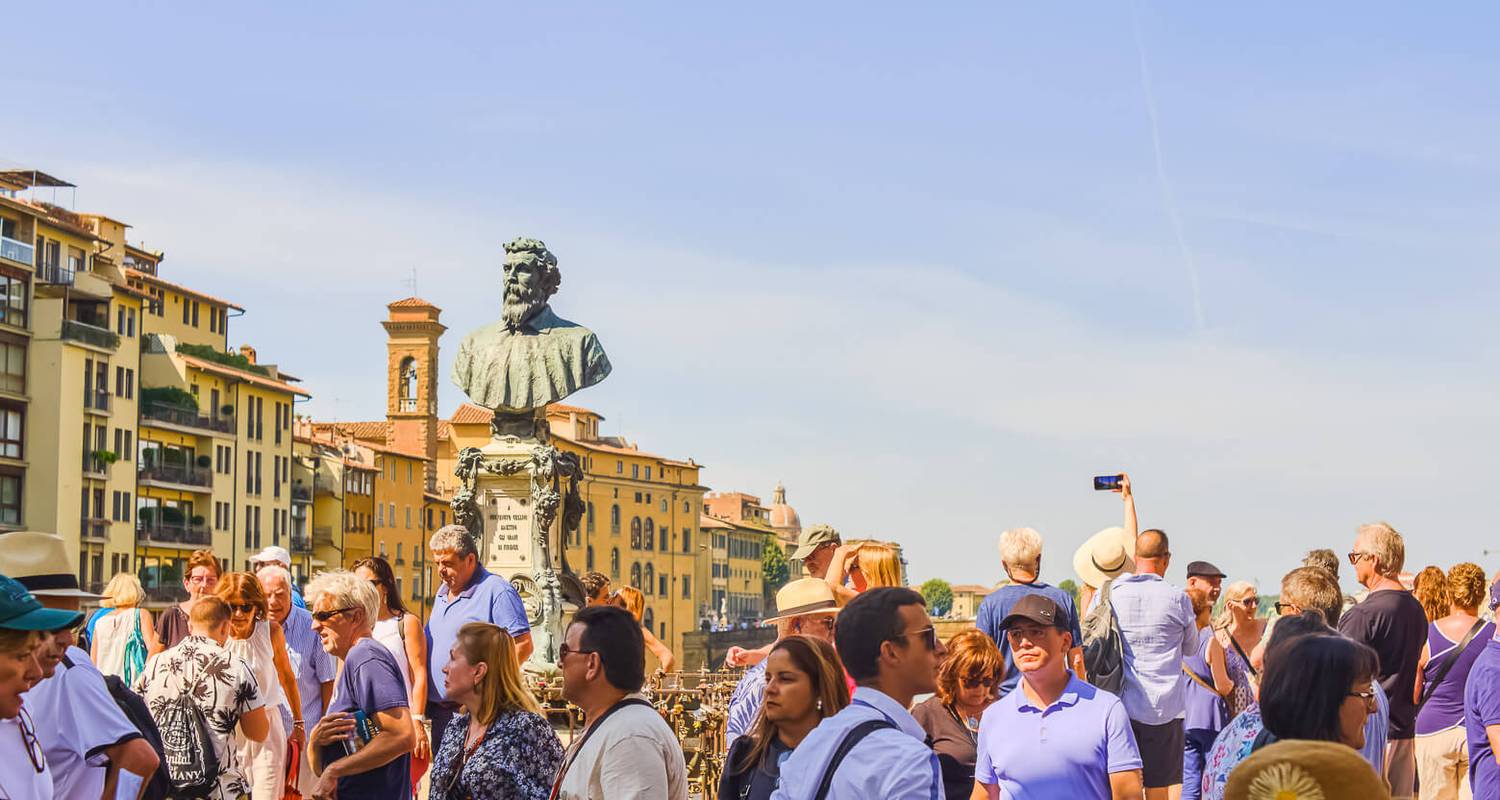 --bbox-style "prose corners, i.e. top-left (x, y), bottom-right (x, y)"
top-left (975, 594), bottom-right (1143, 800)
top-left (423, 524), bottom-right (532, 749)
